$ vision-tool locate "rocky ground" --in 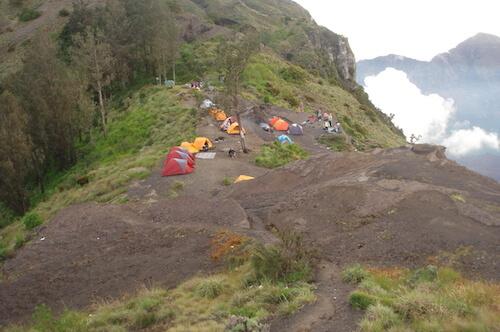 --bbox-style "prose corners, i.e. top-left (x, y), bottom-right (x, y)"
top-left (1, 102), bottom-right (499, 331)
